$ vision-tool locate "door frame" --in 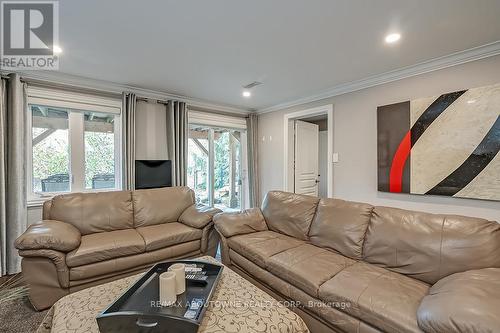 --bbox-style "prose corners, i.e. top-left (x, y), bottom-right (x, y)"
top-left (283, 104), bottom-right (334, 197)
